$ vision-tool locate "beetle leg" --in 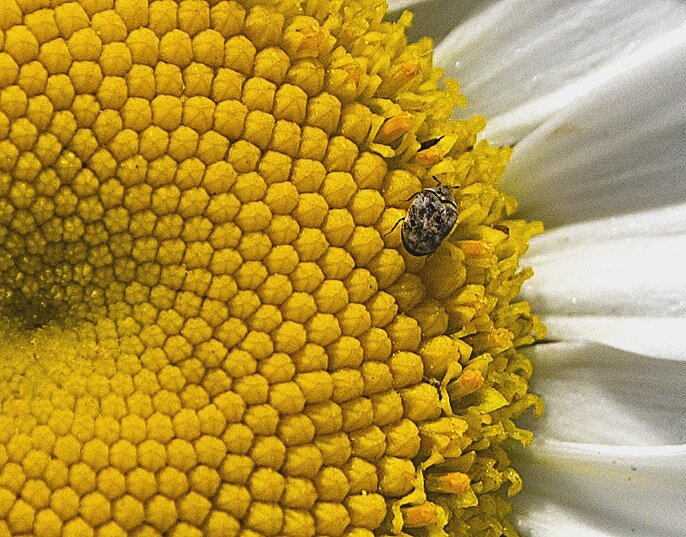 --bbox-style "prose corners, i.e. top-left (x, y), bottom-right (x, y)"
top-left (385, 217), bottom-right (405, 236)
